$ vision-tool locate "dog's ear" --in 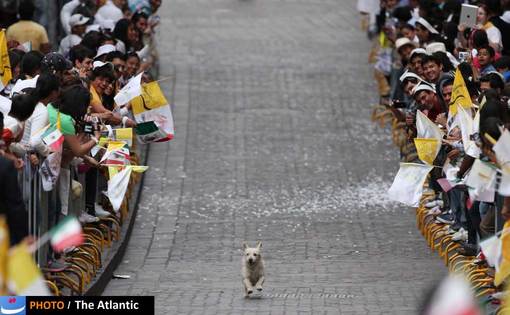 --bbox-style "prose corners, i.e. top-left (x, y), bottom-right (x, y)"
top-left (242, 242), bottom-right (248, 250)
top-left (256, 241), bottom-right (262, 249)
